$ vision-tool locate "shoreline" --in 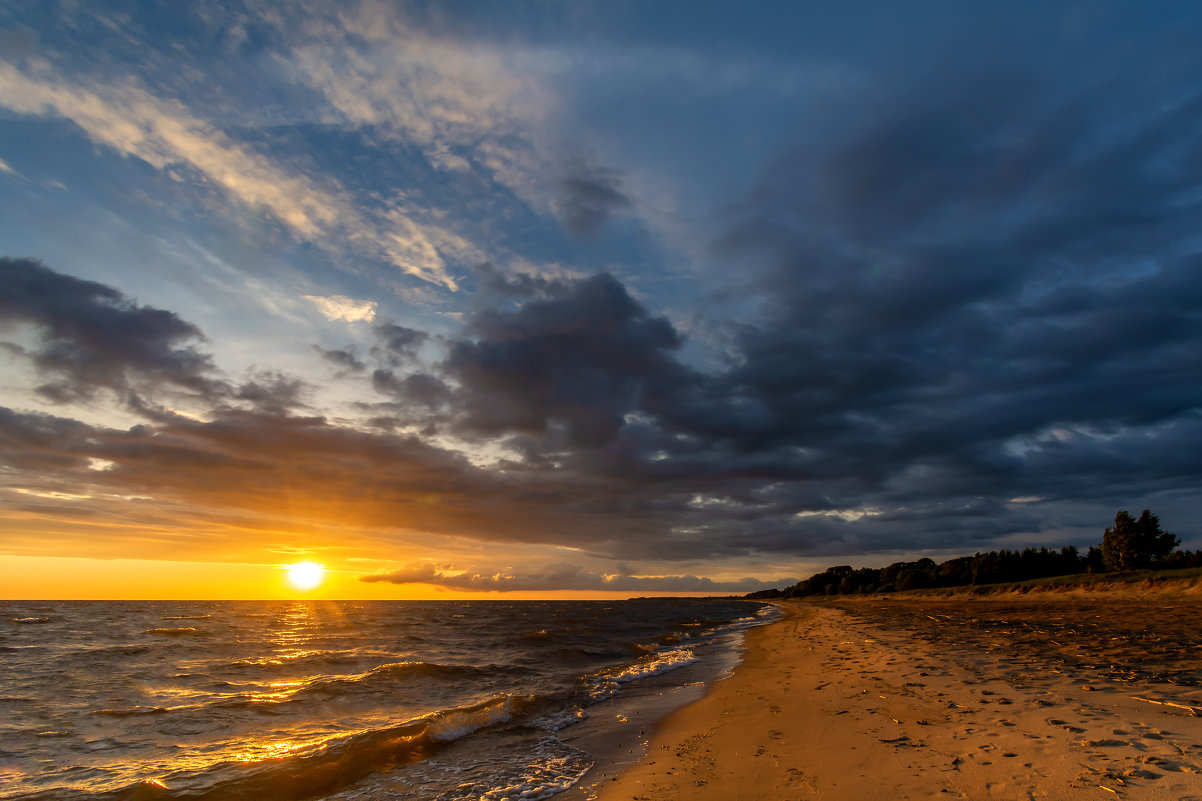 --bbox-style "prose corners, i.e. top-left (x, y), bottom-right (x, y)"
top-left (583, 598), bottom-right (1202, 800)
top-left (557, 606), bottom-right (775, 799)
